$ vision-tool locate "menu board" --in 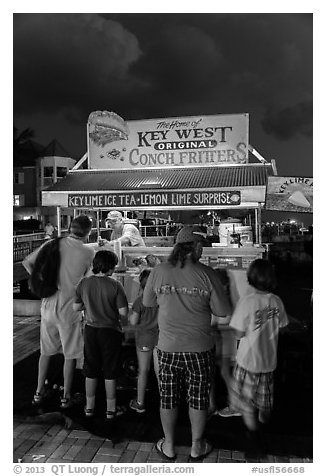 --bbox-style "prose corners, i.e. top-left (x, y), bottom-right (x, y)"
top-left (68, 190), bottom-right (241, 209)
